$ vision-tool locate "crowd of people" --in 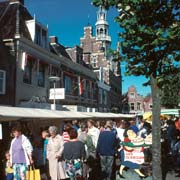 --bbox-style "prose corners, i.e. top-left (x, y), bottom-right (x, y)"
top-left (2, 116), bottom-right (180, 180)
top-left (161, 117), bottom-right (180, 179)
